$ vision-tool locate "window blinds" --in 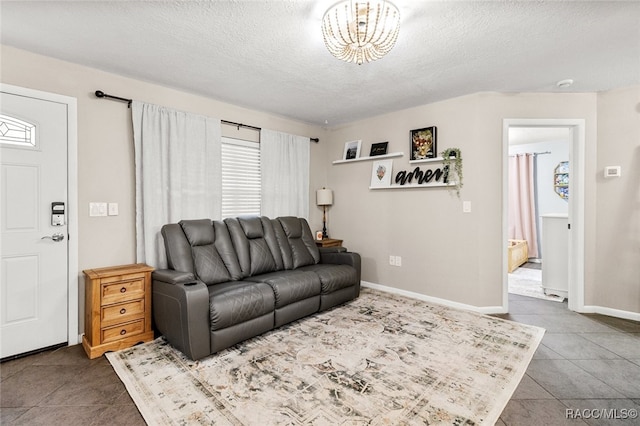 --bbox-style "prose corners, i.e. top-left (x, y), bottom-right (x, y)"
top-left (221, 137), bottom-right (261, 218)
